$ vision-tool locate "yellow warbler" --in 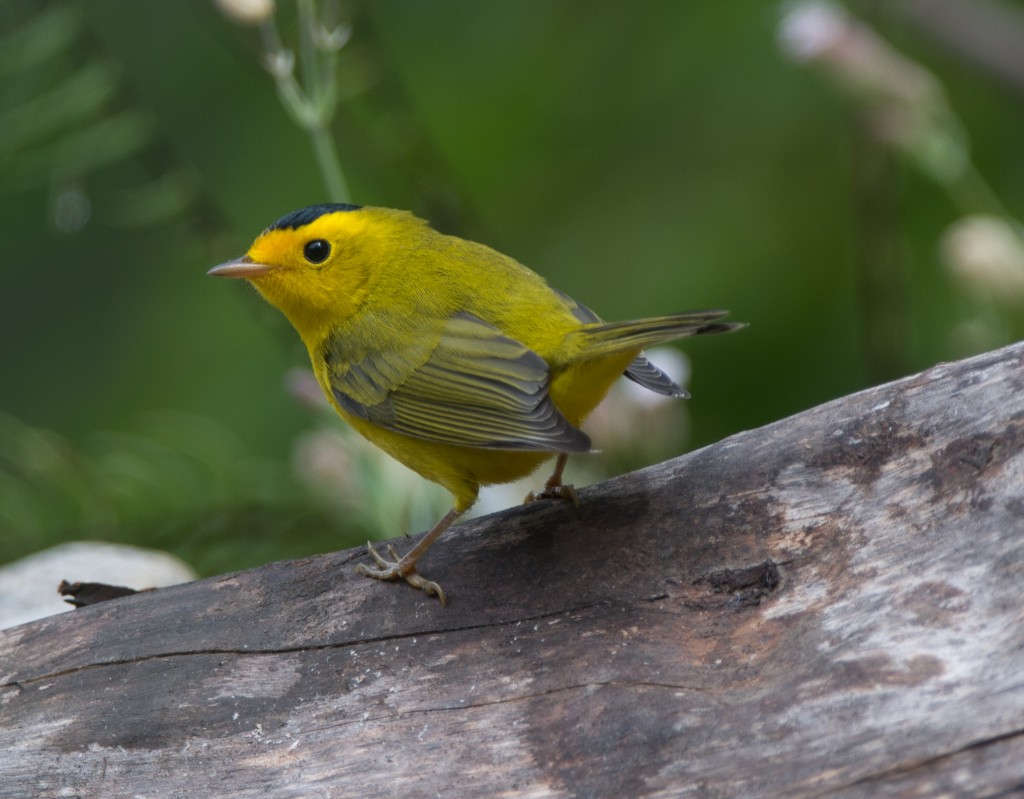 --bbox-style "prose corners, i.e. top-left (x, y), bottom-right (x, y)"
top-left (210, 204), bottom-right (743, 604)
